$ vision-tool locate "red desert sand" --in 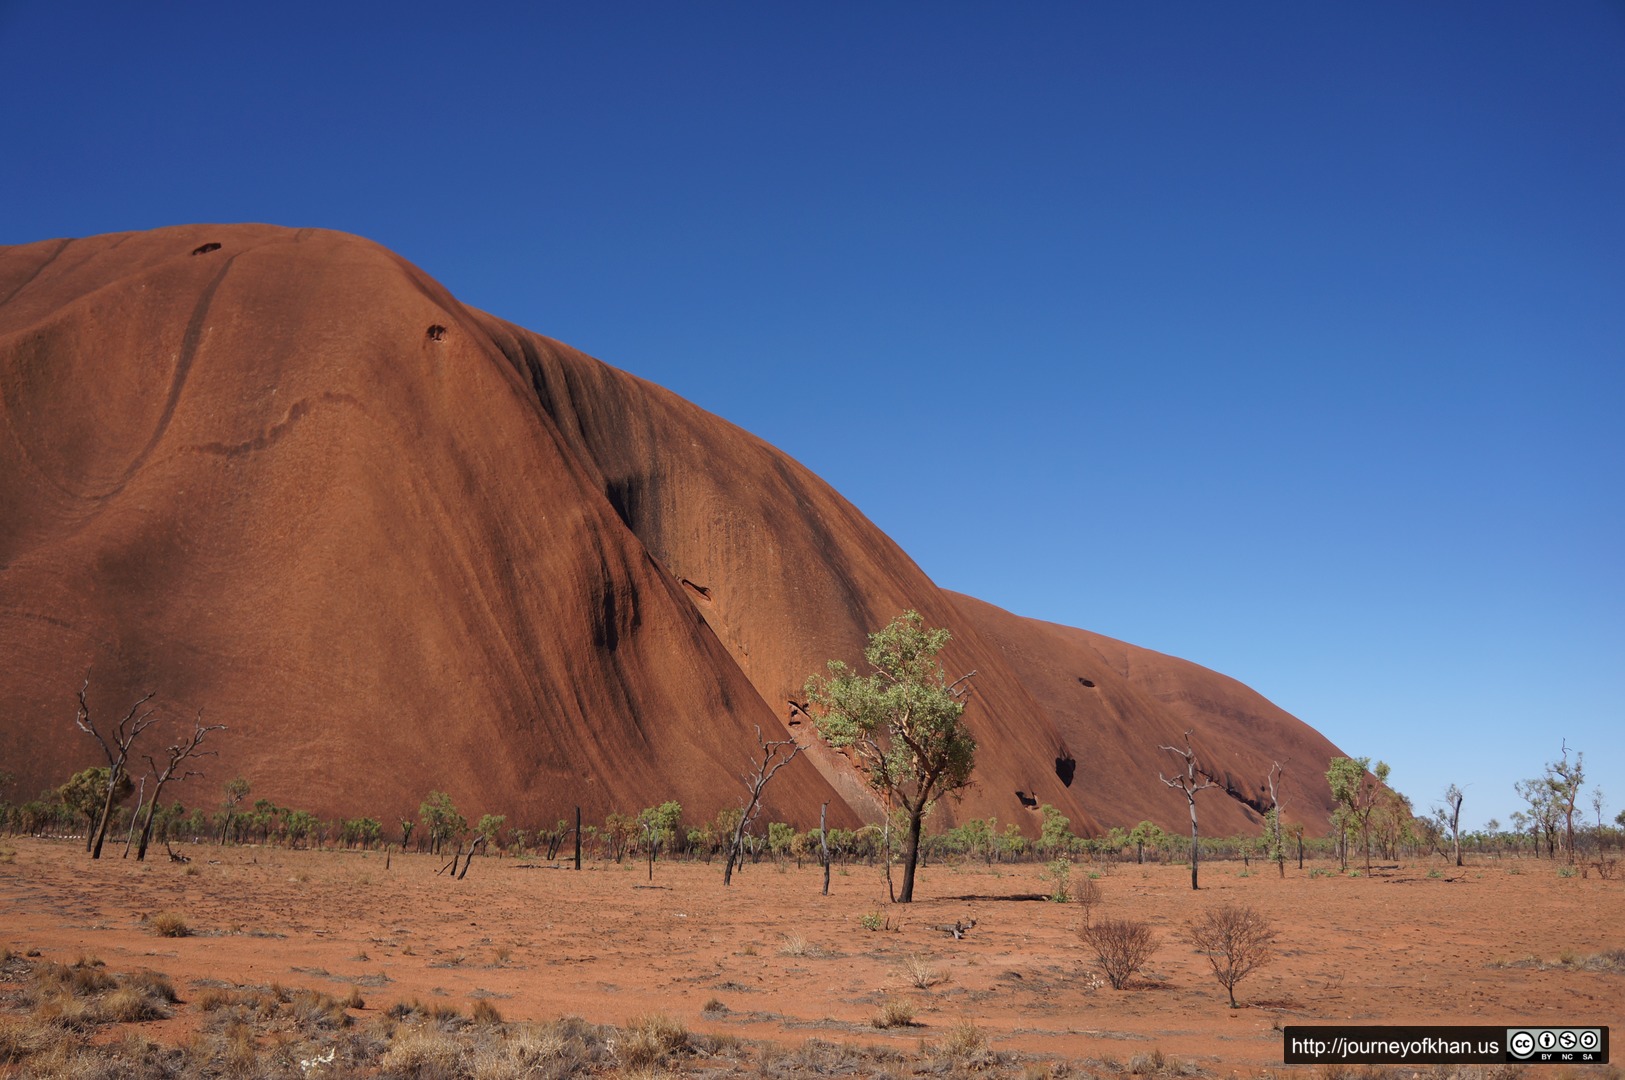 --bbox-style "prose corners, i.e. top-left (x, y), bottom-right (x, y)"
top-left (2, 838), bottom-right (1621, 1071)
